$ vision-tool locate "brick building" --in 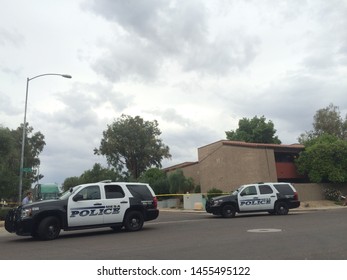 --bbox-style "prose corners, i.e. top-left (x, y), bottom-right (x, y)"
top-left (163, 140), bottom-right (306, 193)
